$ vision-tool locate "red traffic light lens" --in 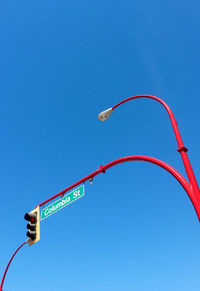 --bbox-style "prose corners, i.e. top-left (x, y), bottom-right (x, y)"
top-left (24, 212), bottom-right (37, 223)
